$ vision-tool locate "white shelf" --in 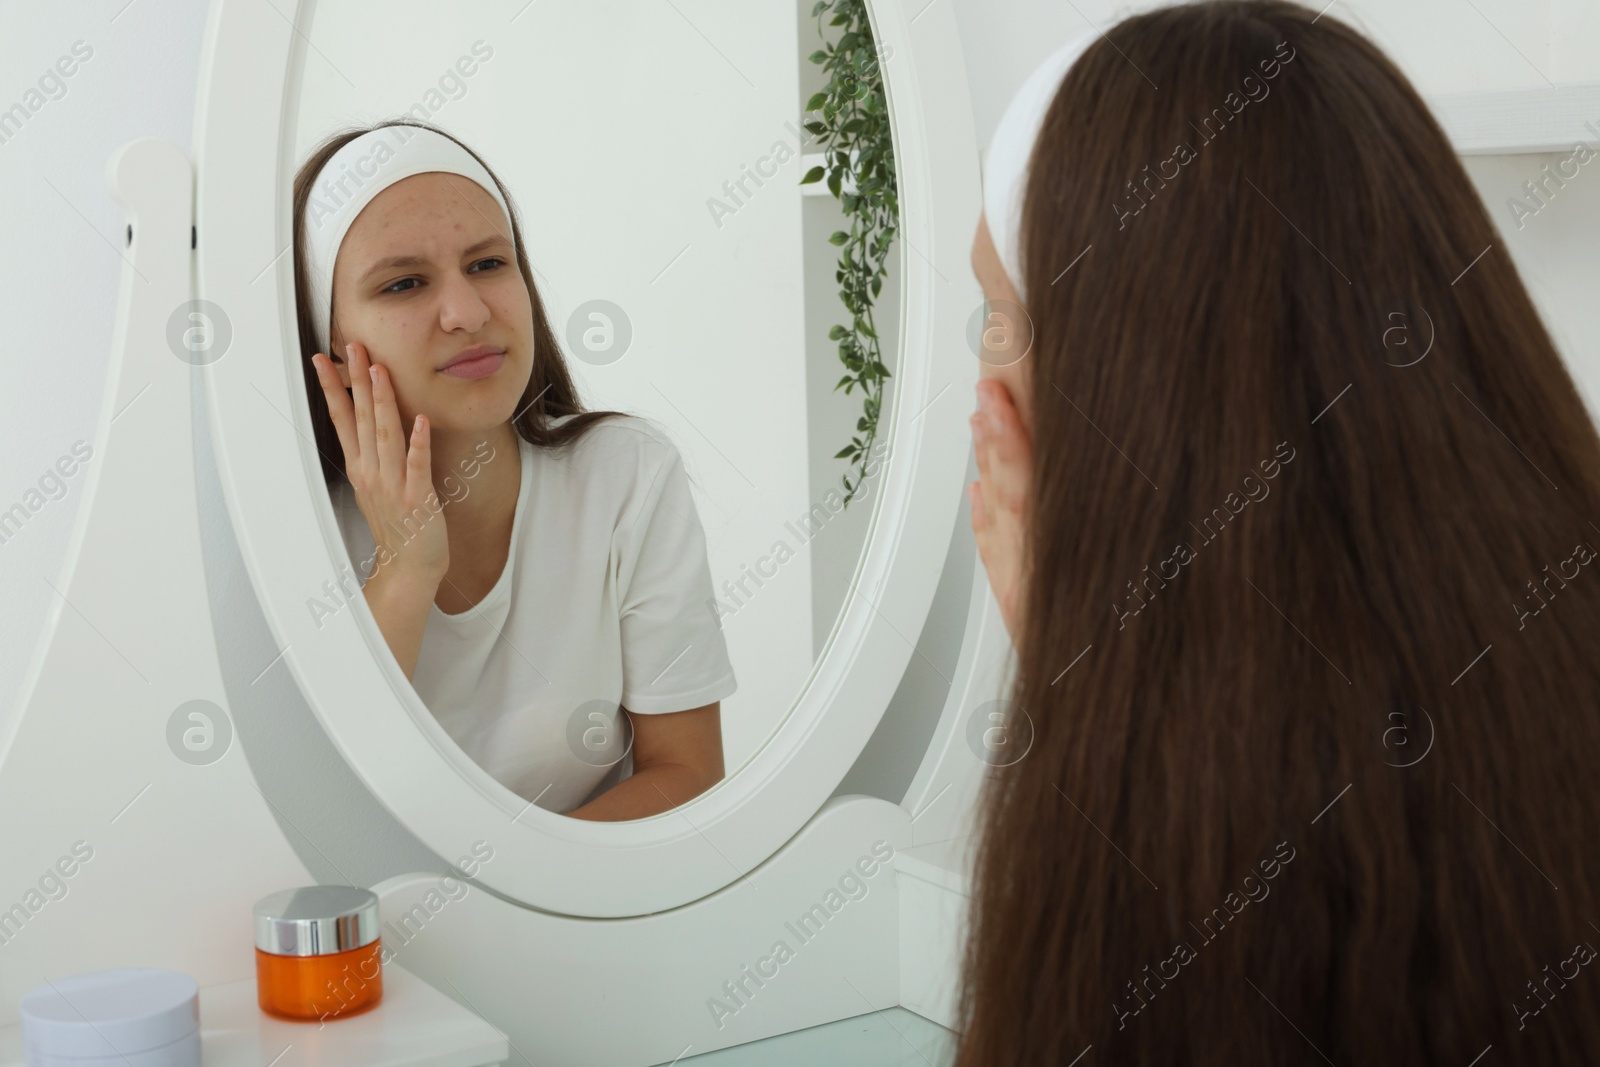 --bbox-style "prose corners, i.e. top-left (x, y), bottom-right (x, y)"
top-left (0, 964), bottom-right (508, 1067)
top-left (1429, 82), bottom-right (1600, 154)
